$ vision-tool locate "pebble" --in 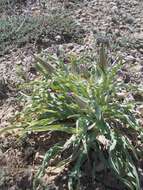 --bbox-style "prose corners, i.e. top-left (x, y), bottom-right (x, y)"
top-left (125, 55), bottom-right (136, 62)
top-left (132, 1), bottom-right (138, 6)
top-left (114, 29), bottom-right (121, 37)
top-left (139, 49), bottom-right (143, 54)
top-left (109, 2), bottom-right (117, 7)
top-left (111, 6), bottom-right (118, 13)
top-left (125, 15), bottom-right (135, 24)
top-left (55, 35), bottom-right (61, 42)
